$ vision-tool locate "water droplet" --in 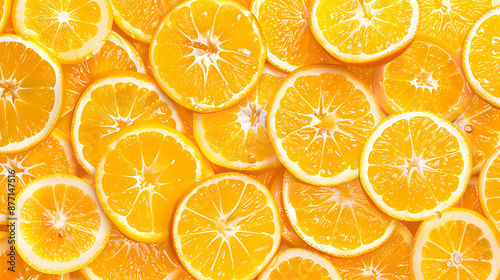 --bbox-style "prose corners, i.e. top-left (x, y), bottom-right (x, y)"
top-left (66, 226), bottom-right (71, 233)
top-left (434, 211), bottom-right (442, 220)
top-left (247, 153), bottom-right (257, 164)
top-left (439, 202), bottom-right (446, 208)
top-left (446, 260), bottom-right (452, 268)
top-left (58, 229), bottom-right (63, 238)
top-left (464, 125), bottom-right (473, 133)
